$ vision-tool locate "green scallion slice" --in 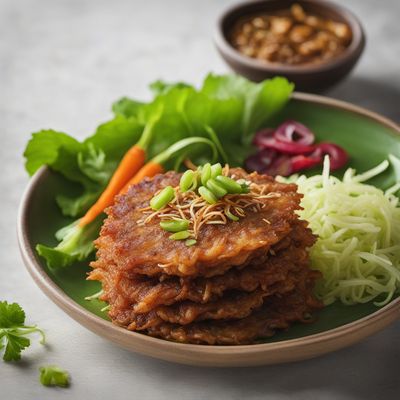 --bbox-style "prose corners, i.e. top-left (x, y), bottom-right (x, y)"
top-left (180, 170), bottom-right (195, 192)
top-left (160, 219), bottom-right (190, 232)
top-left (215, 175), bottom-right (243, 194)
top-left (150, 186), bottom-right (175, 210)
top-left (210, 163), bottom-right (222, 178)
top-left (206, 178), bottom-right (228, 198)
top-left (198, 186), bottom-right (218, 204)
top-left (200, 163), bottom-right (212, 185)
top-left (185, 239), bottom-right (197, 247)
top-left (169, 231), bottom-right (191, 240)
